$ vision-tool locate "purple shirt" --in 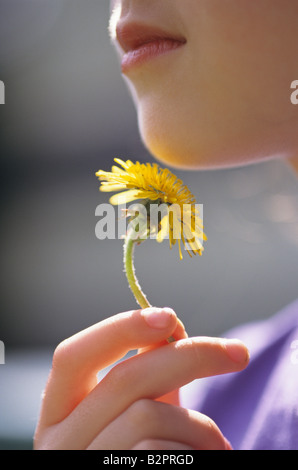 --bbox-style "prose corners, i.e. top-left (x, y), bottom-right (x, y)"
top-left (180, 299), bottom-right (298, 450)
